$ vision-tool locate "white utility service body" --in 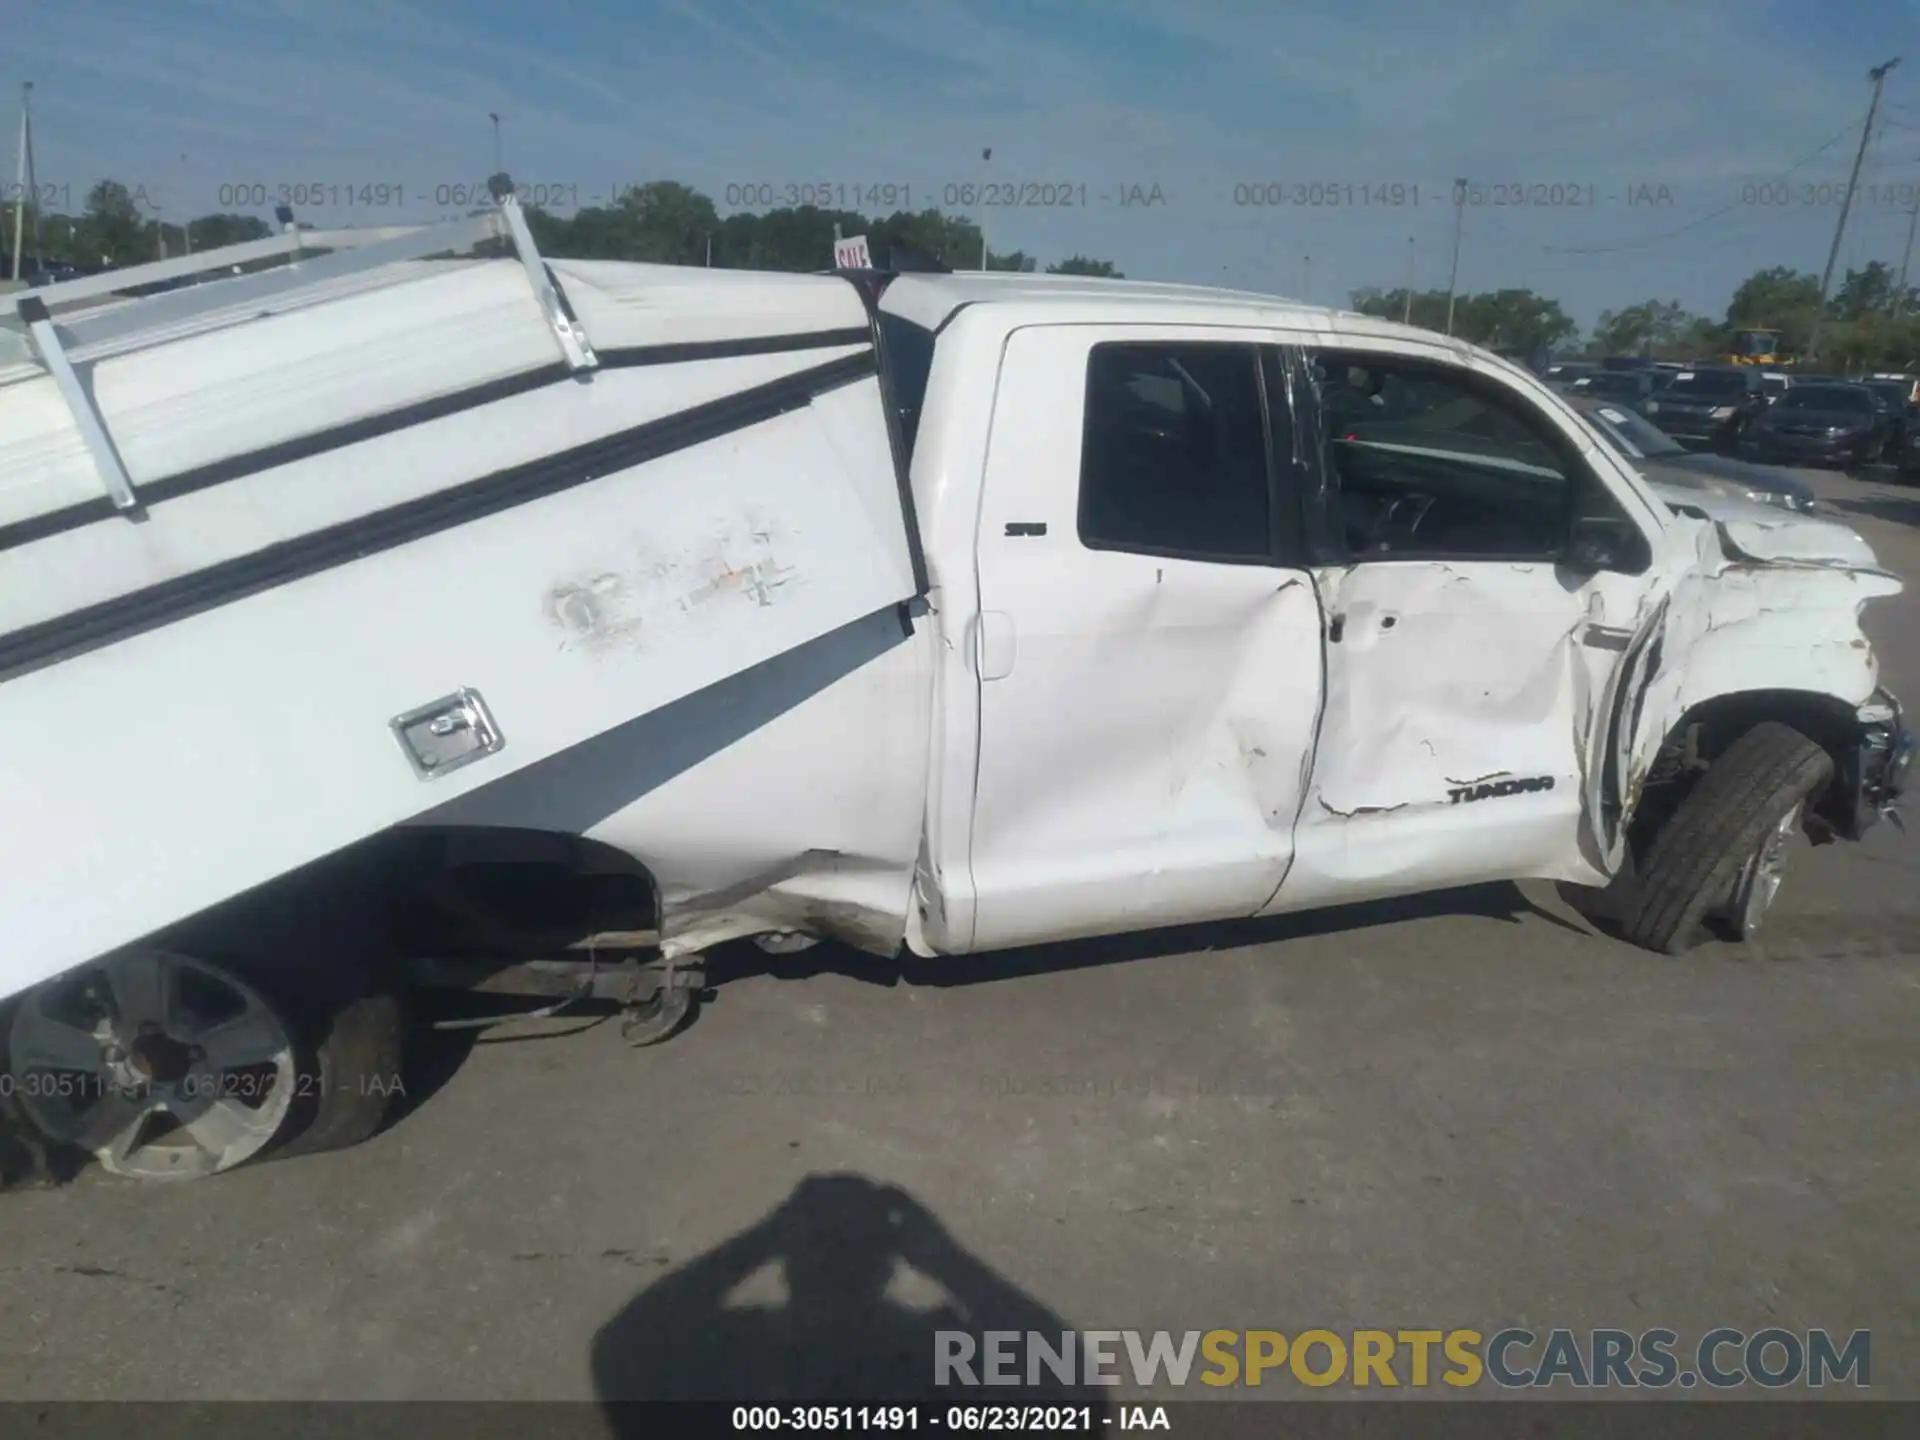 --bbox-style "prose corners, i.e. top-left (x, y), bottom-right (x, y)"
top-left (0, 225), bottom-right (1912, 1016)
